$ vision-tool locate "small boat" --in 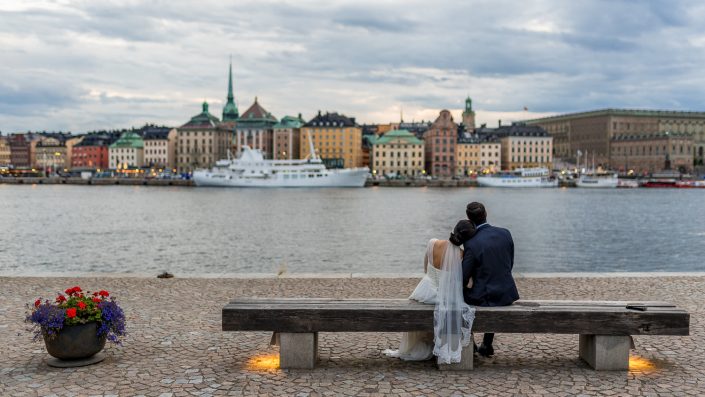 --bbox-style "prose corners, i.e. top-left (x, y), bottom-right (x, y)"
top-left (576, 172), bottom-right (618, 188)
top-left (617, 179), bottom-right (639, 188)
top-left (477, 167), bottom-right (558, 188)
